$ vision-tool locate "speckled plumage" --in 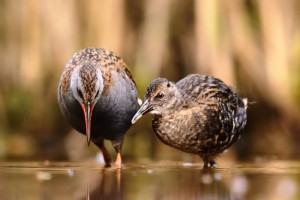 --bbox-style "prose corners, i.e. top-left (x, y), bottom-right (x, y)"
top-left (132, 74), bottom-right (247, 168)
top-left (58, 48), bottom-right (140, 167)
